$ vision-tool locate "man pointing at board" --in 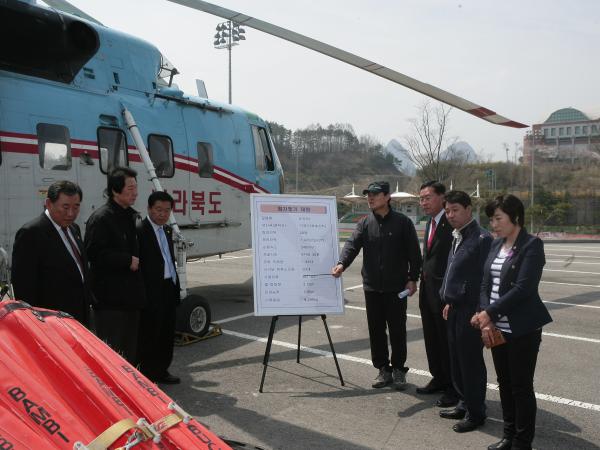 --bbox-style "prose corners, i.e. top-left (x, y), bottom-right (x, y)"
top-left (332, 181), bottom-right (422, 390)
